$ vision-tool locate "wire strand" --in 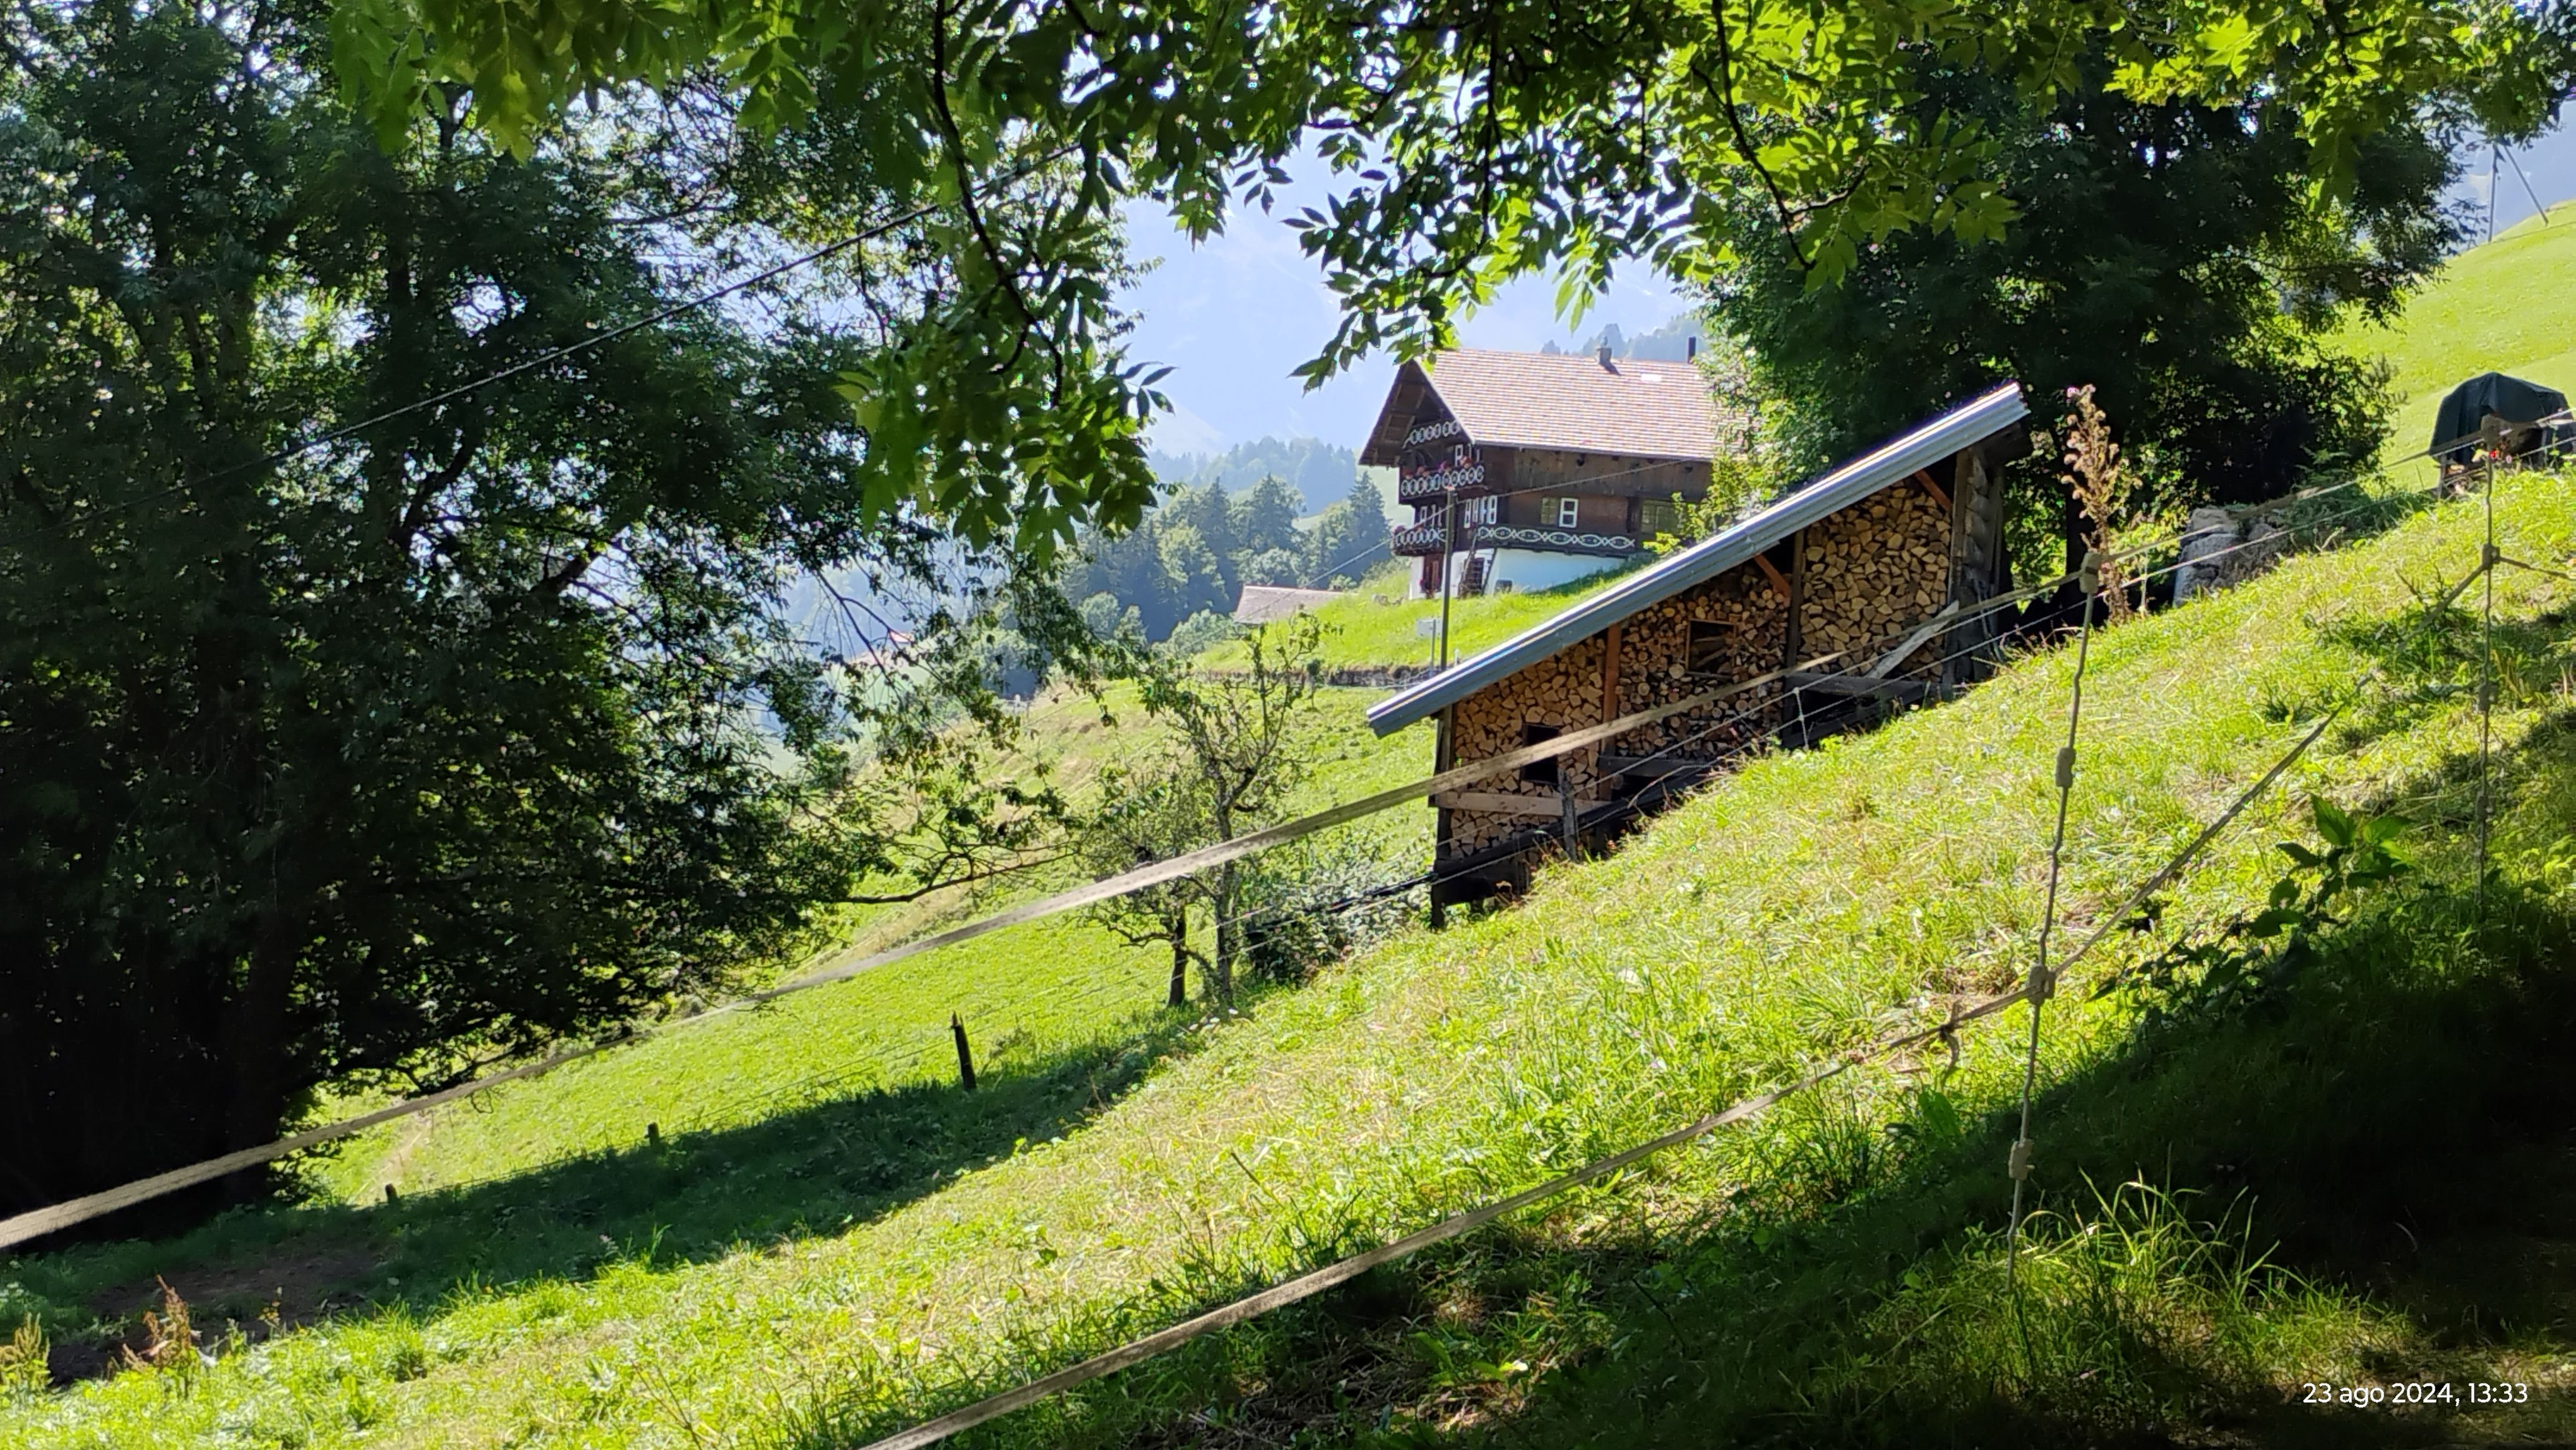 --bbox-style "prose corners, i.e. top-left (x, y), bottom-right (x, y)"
top-left (3, 148), bottom-right (1073, 545)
